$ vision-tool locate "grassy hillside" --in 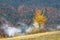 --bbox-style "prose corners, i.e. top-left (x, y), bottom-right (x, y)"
top-left (0, 31), bottom-right (60, 40)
